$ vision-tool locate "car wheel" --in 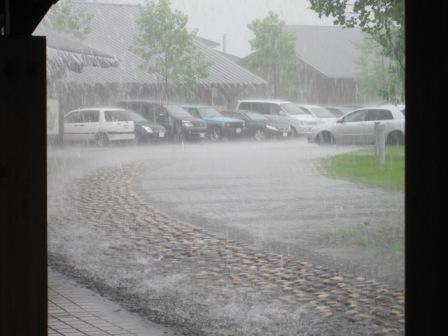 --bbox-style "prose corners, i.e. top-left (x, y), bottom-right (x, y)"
top-left (95, 132), bottom-right (109, 147)
top-left (209, 127), bottom-right (221, 142)
top-left (254, 128), bottom-right (266, 141)
top-left (290, 127), bottom-right (298, 137)
top-left (316, 131), bottom-right (334, 145)
top-left (386, 131), bottom-right (404, 145)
